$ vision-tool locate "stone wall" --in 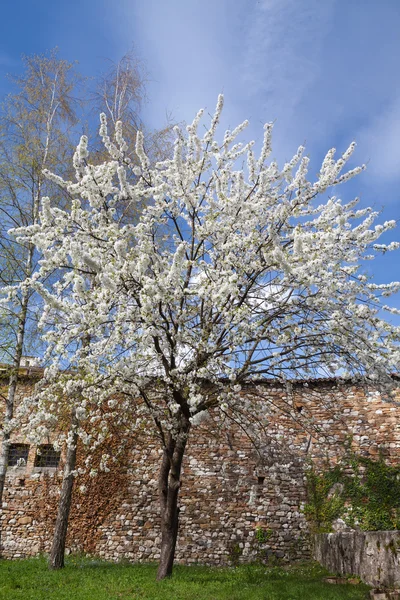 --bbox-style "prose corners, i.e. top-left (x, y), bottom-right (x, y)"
top-left (1, 375), bottom-right (399, 565)
top-left (314, 531), bottom-right (400, 588)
